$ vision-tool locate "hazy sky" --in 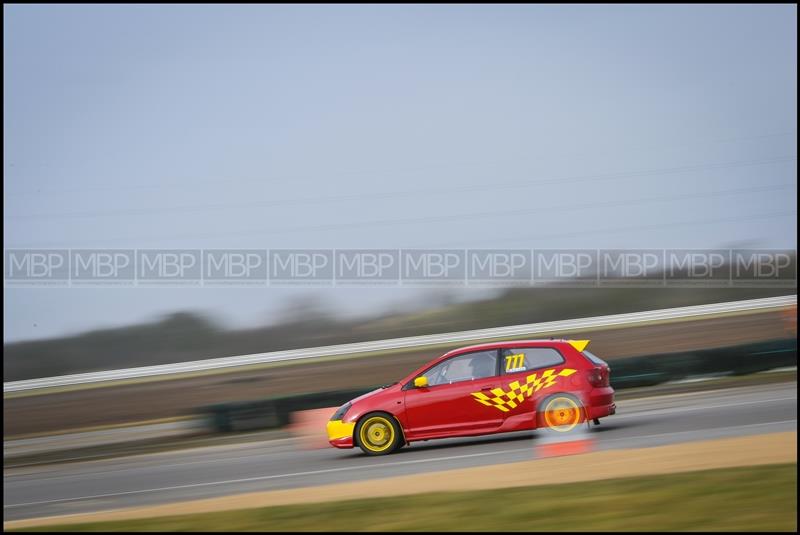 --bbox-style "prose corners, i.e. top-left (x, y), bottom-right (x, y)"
top-left (4, 4), bottom-right (797, 342)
